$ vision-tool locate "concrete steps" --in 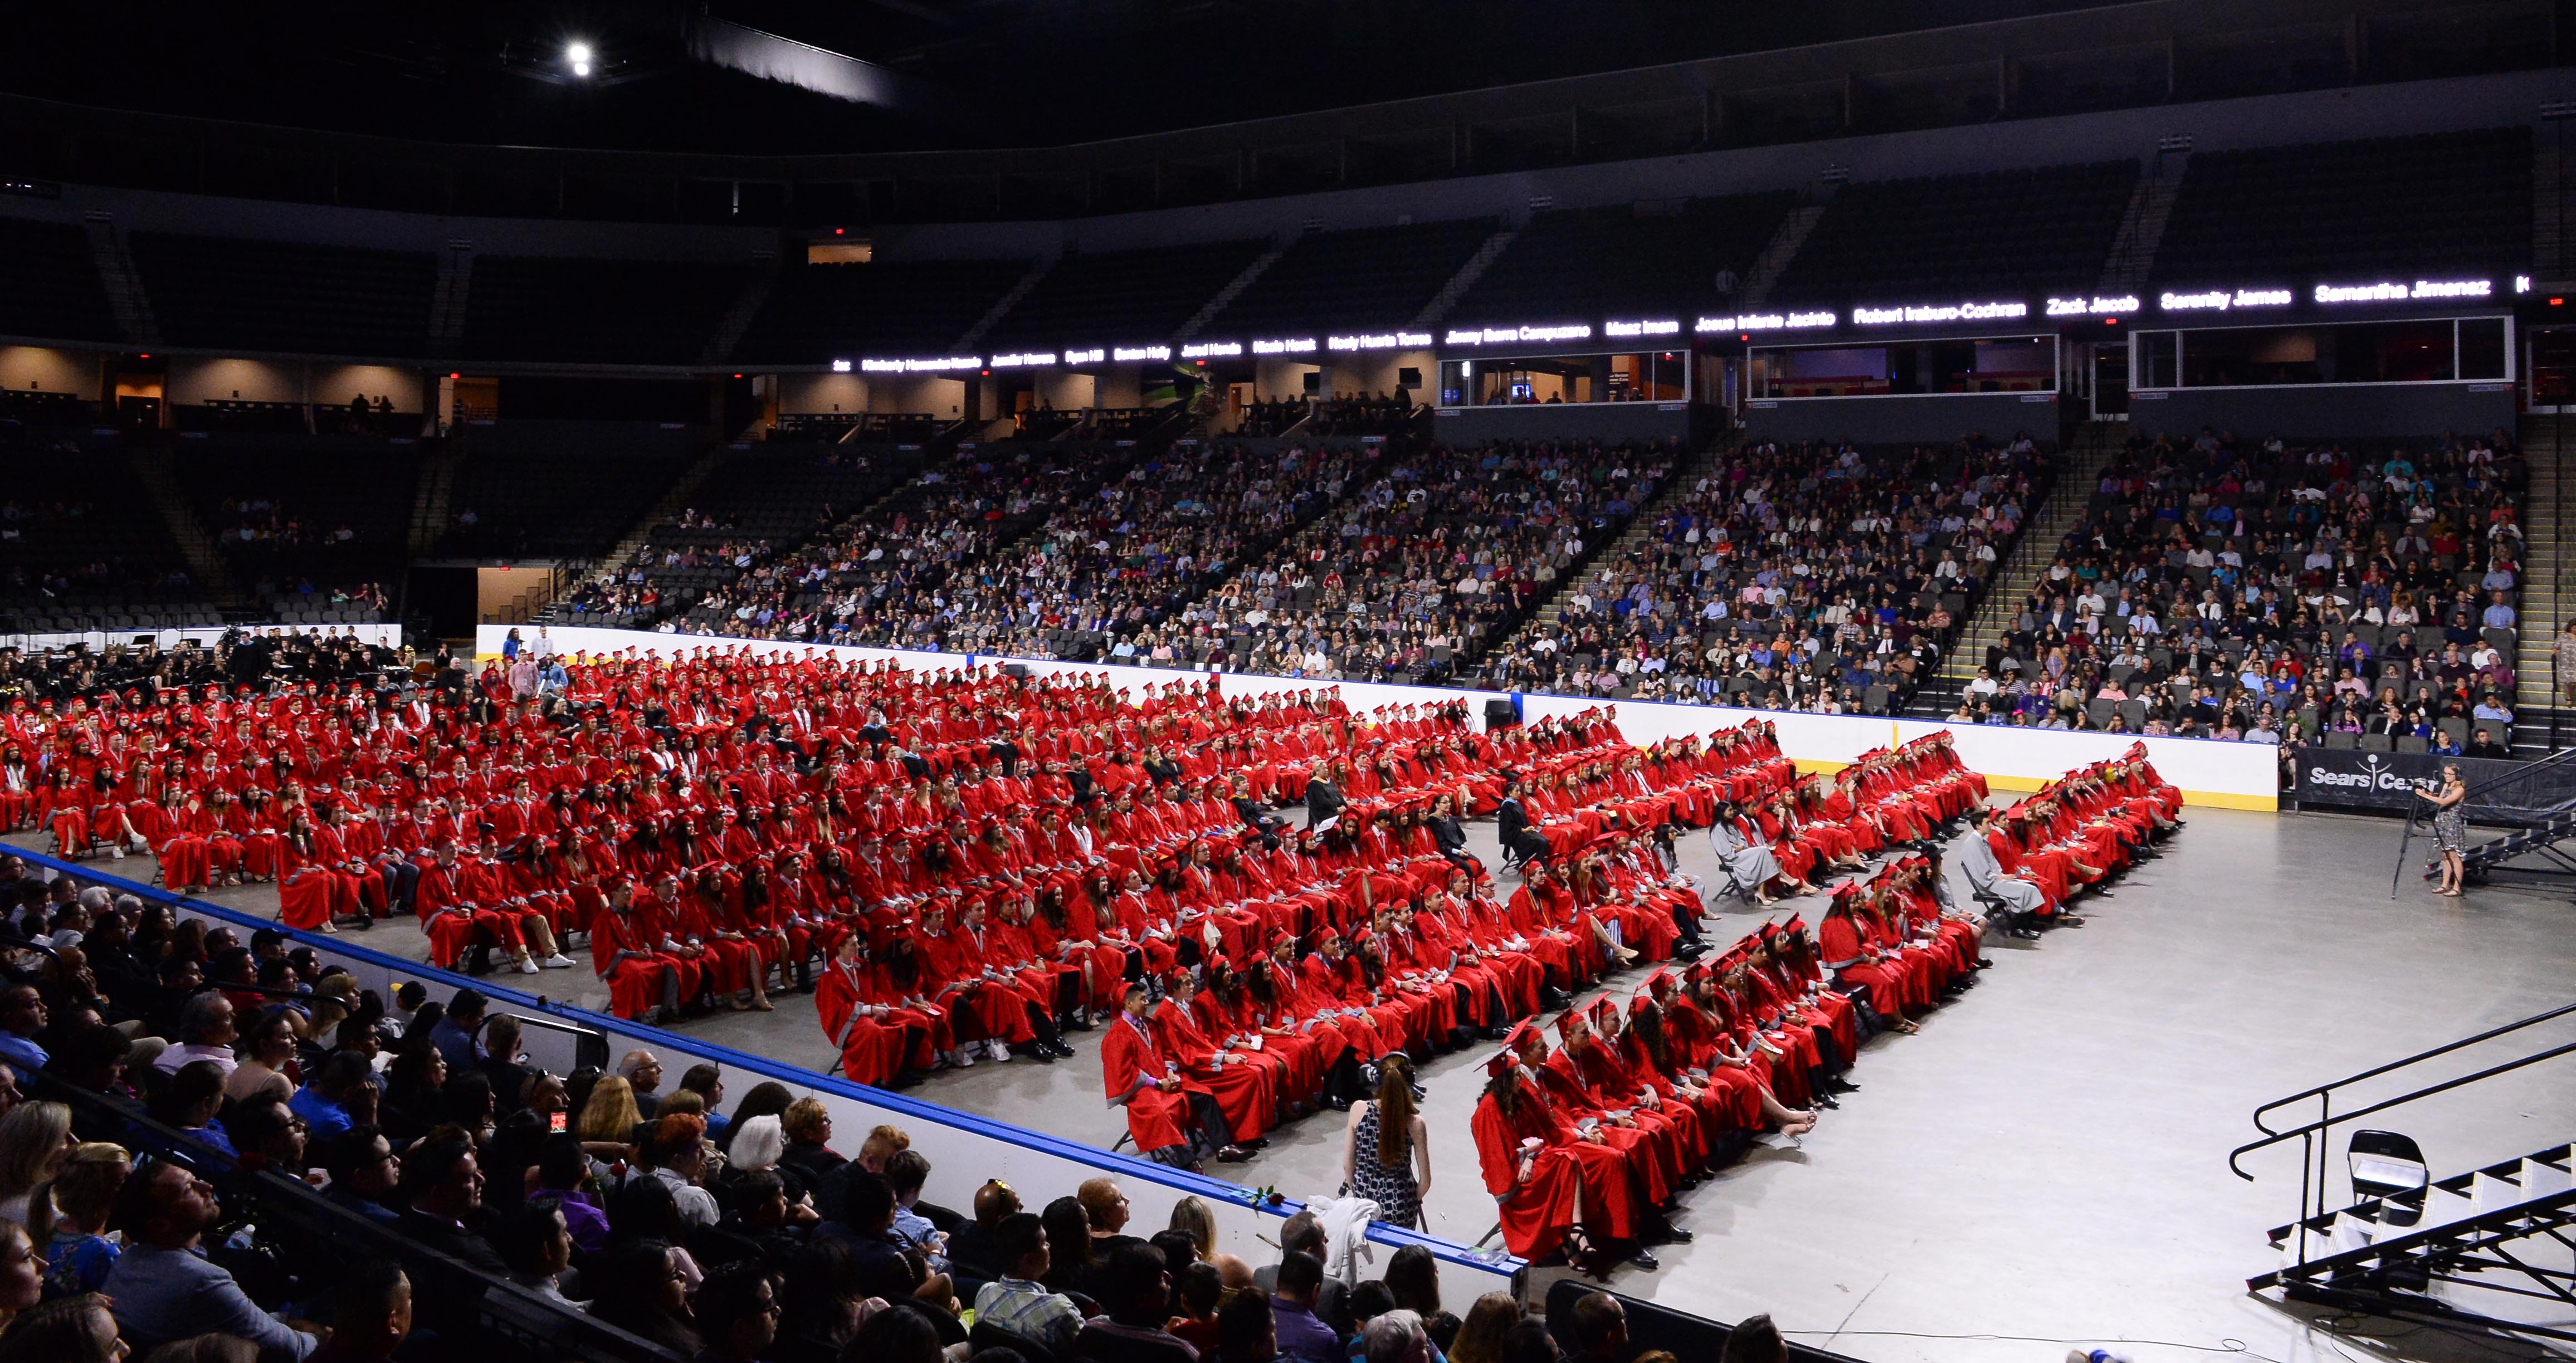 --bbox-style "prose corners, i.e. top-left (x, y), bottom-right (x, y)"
top-left (1497, 438), bottom-right (1730, 646)
top-left (126, 450), bottom-right (240, 605)
top-left (1906, 421), bottom-right (2125, 716)
top-left (2513, 419), bottom-right (2568, 754)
